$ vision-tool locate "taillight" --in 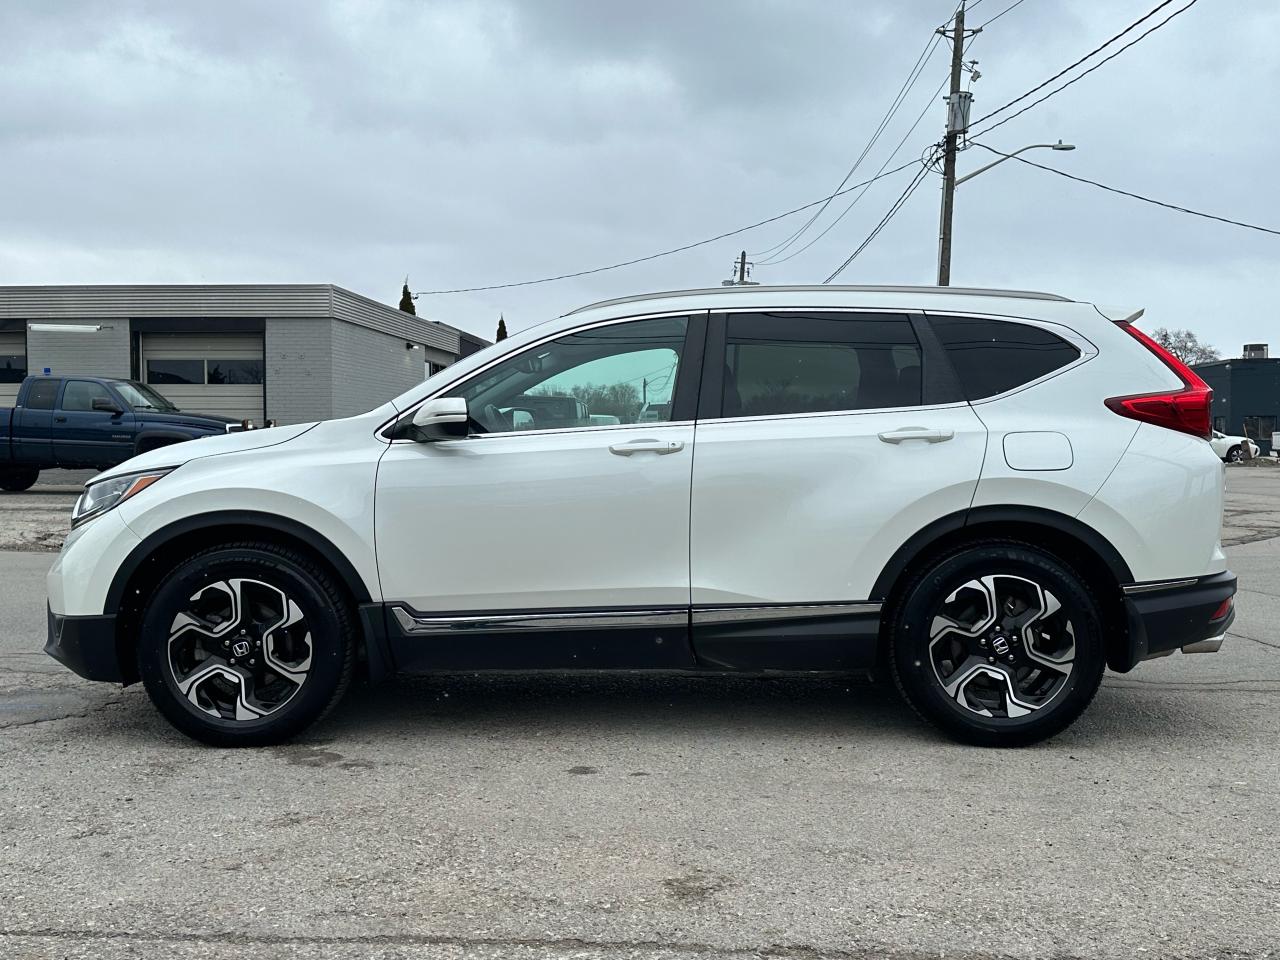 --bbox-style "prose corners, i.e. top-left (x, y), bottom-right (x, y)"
top-left (1104, 323), bottom-right (1212, 440)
